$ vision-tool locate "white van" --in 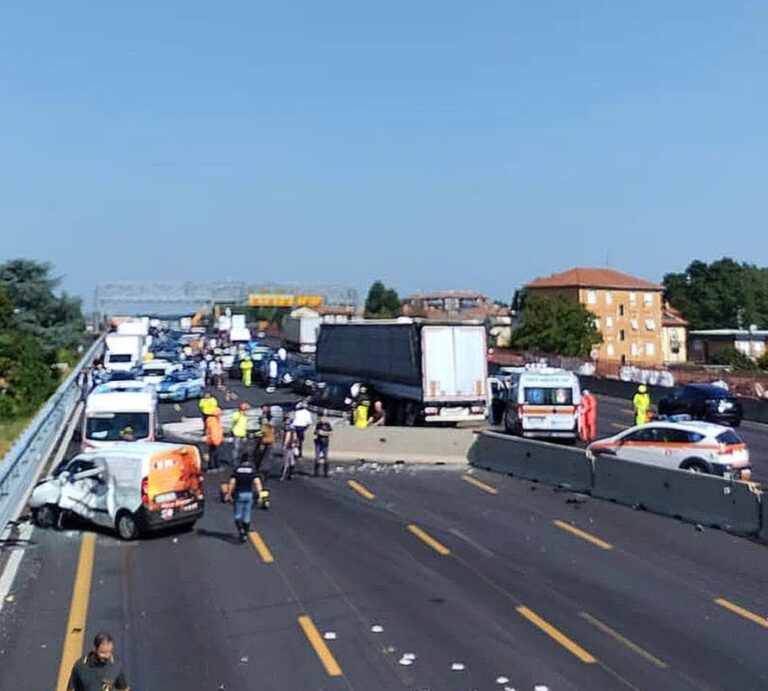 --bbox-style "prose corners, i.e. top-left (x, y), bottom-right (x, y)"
top-left (82, 390), bottom-right (159, 451)
top-left (502, 368), bottom-right (581, 441)
top-left (139, 359), bottom-right (178, 386)
top-left (29, 443), bottom-right (204, 539)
